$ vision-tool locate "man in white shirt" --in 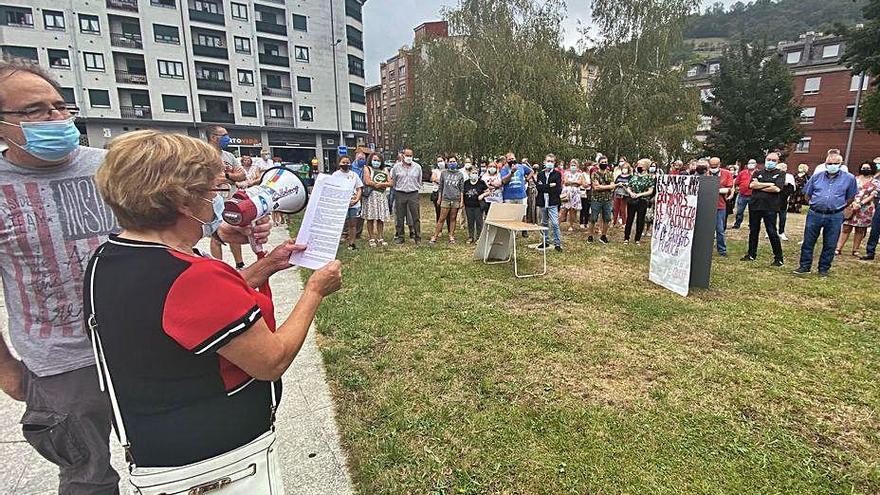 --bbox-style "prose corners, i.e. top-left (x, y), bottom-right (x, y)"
top-left (255, 148), bottom-right (274, 171)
